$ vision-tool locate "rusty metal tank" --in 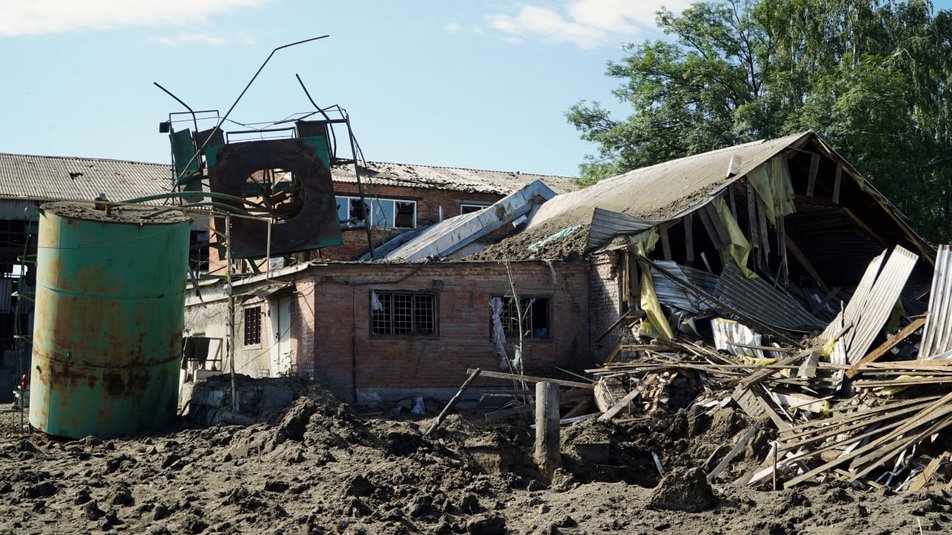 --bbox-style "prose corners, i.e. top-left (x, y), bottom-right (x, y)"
top-left (29, 201), bottom-right (190, 438)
